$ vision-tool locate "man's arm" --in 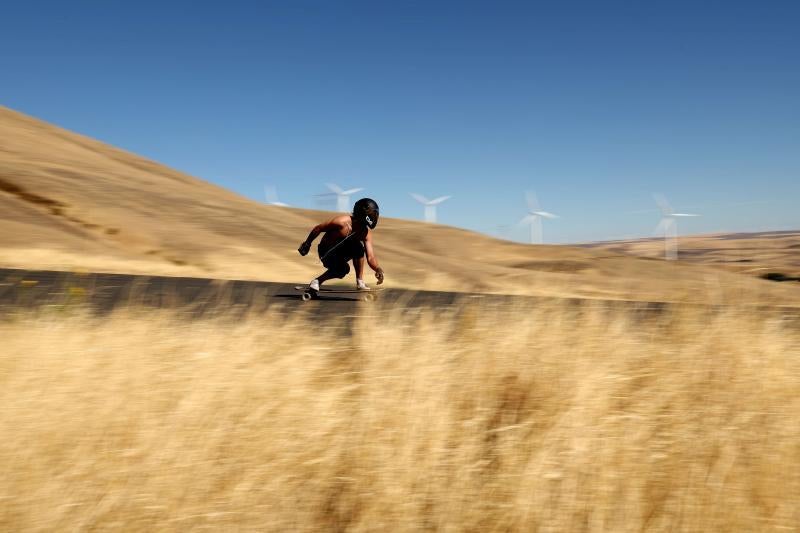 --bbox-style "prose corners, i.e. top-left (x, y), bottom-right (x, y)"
top-left (298, 219), bottom-right (338, 255)
top-left (364, 232), bottom-right (384, 284)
